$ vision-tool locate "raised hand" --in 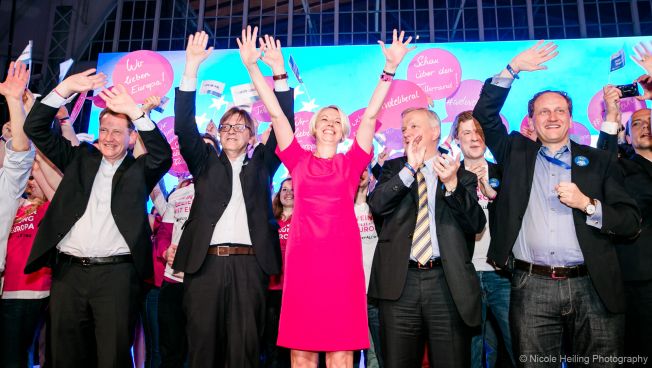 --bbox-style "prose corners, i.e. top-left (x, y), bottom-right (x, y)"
top-left (377, 147), bottom-right (390, 166)
top-left (466, 164), bottom-right (497, 200)
top-left (378, 29), bottom-right (416, 72)
top-left (237, 25), bottom-right (262, 68)
top-left (206, 120), bottom-right (218, 139)
top-left (635, 74), bottom-right (652, 101)
top-left (509, 40), bottom-right (558, 73)
top-left (0, 61), bottom-right (29, 101)
top-left (99, 84), bottom-right (143, 120)
top-left (258, 34), bottom-right (286, 75)
top-left (406, 135), bottom-right (426, 171)
top-left (434, 152), bottom-right (460, 191)
top-left (142, 95), bottom-right (162, 114)
top-left (23, 89), bottom-right (36, 112)
top-left (56, 69), bottom-right (107, 98)
top-left (185, 31), bottom-right (213, 77)
top-left (631, 41), bottom-right (652, 75)
top-left (602, 85), bottom-right (622, 122)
